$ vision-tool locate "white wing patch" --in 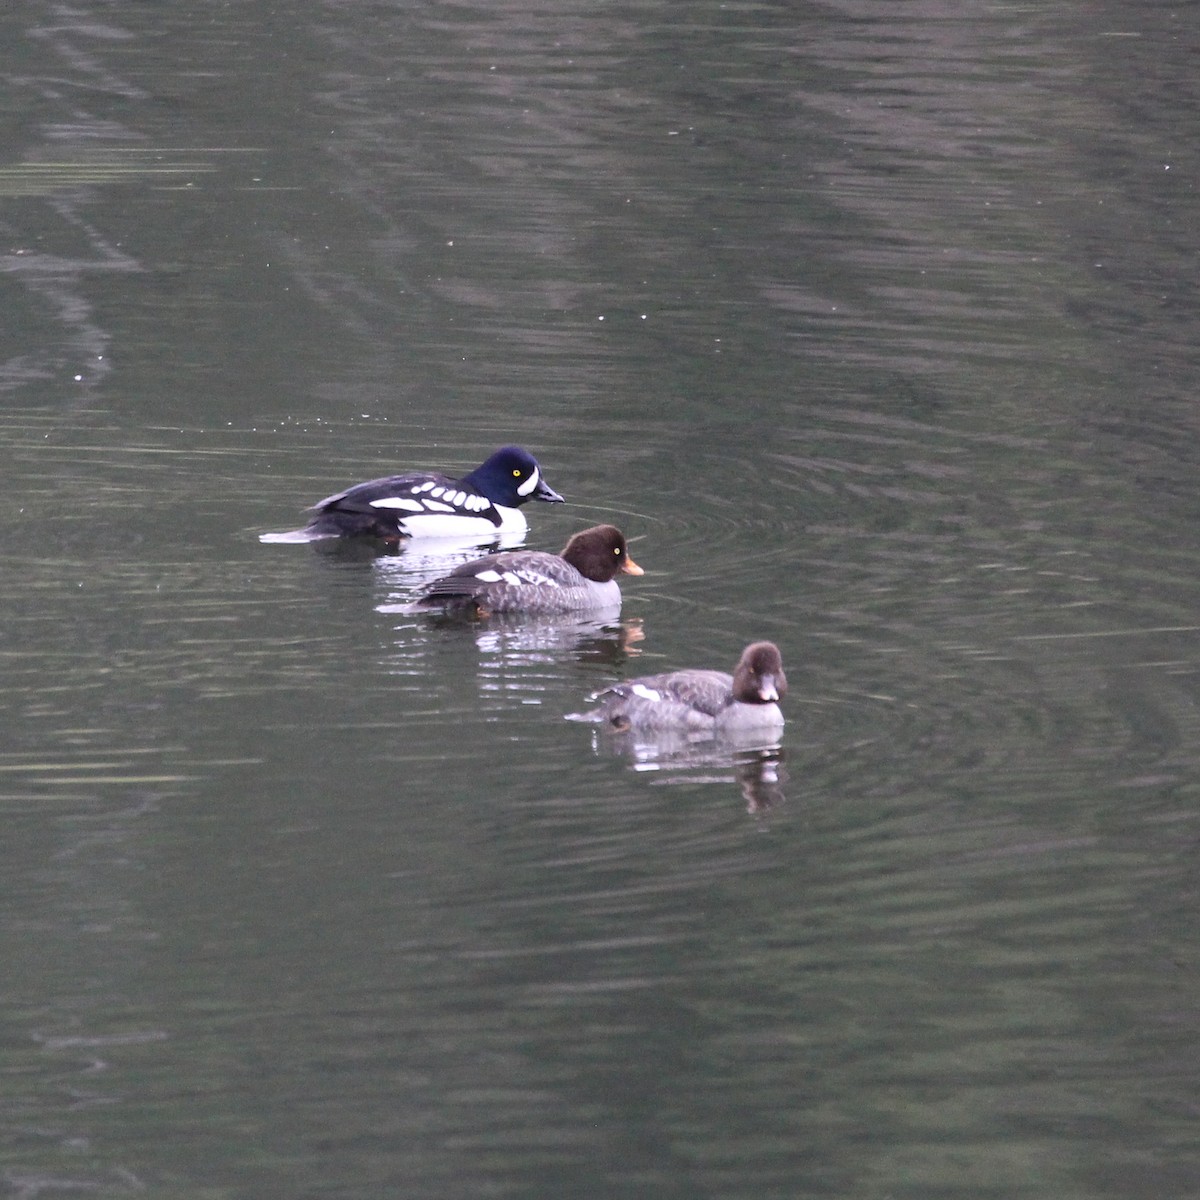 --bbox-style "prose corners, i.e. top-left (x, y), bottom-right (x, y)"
top-left (516, 465), bottom-right (540, 497)
top-left (630, 683), bottom-right (663, 702)
top-left (369, 489), bottom-right (488, 515)
top-left (376, 487), bottom-right (489, 514)
top-left (370, 497), bottom-right (425, 512)
top-left (473, 568), bottom-right (526, 585)
top-left (513, 567), bottom-right (561, 587)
